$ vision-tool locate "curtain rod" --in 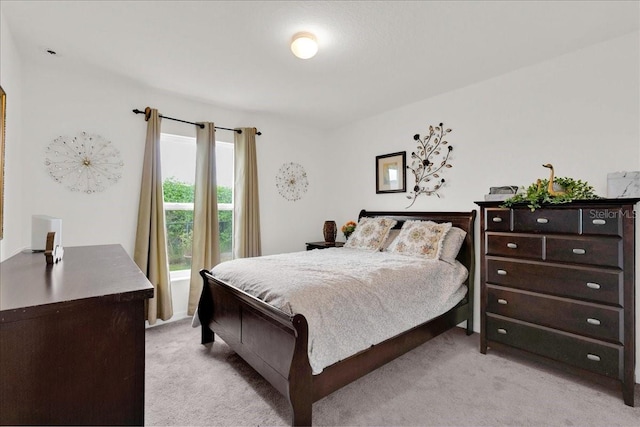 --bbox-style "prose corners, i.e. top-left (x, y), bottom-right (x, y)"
top-left (132, 107), bottom-right (262, 135)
